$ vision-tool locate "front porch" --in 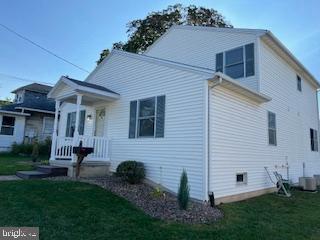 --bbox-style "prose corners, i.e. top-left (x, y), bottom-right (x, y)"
top-left (48, 76), bottom-right (120, 174)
